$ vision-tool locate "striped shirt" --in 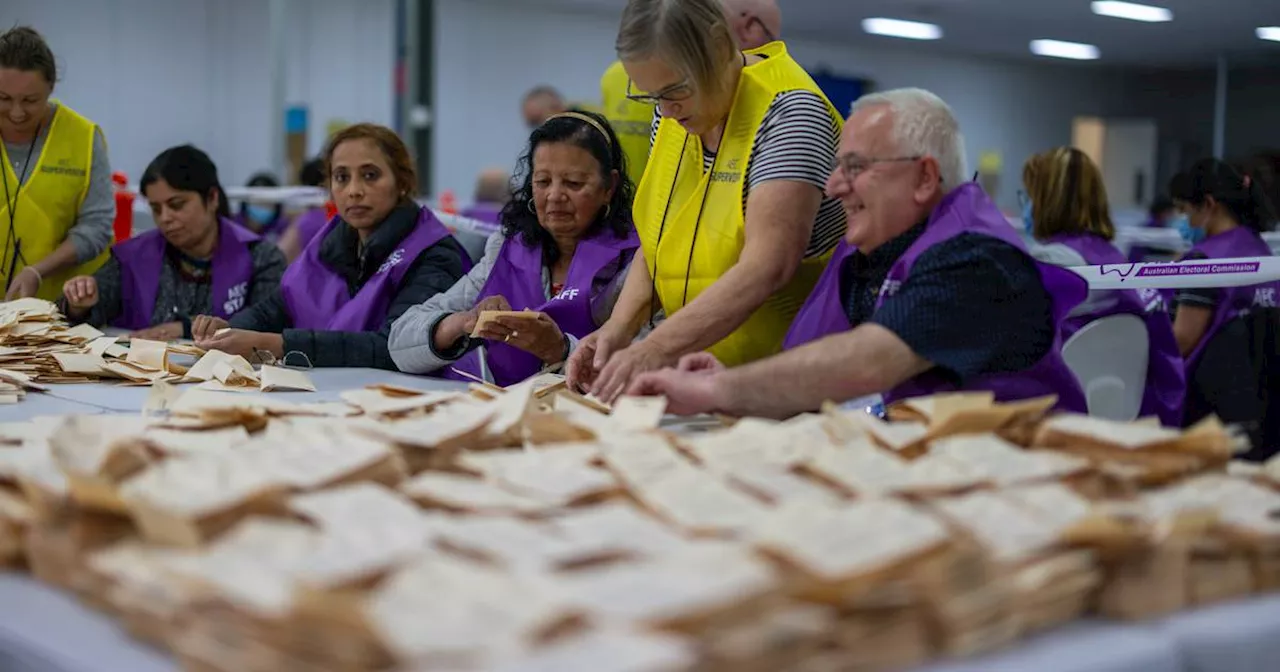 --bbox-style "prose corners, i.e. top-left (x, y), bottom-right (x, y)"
top-left (649, 89), bottom-right (846, 258)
